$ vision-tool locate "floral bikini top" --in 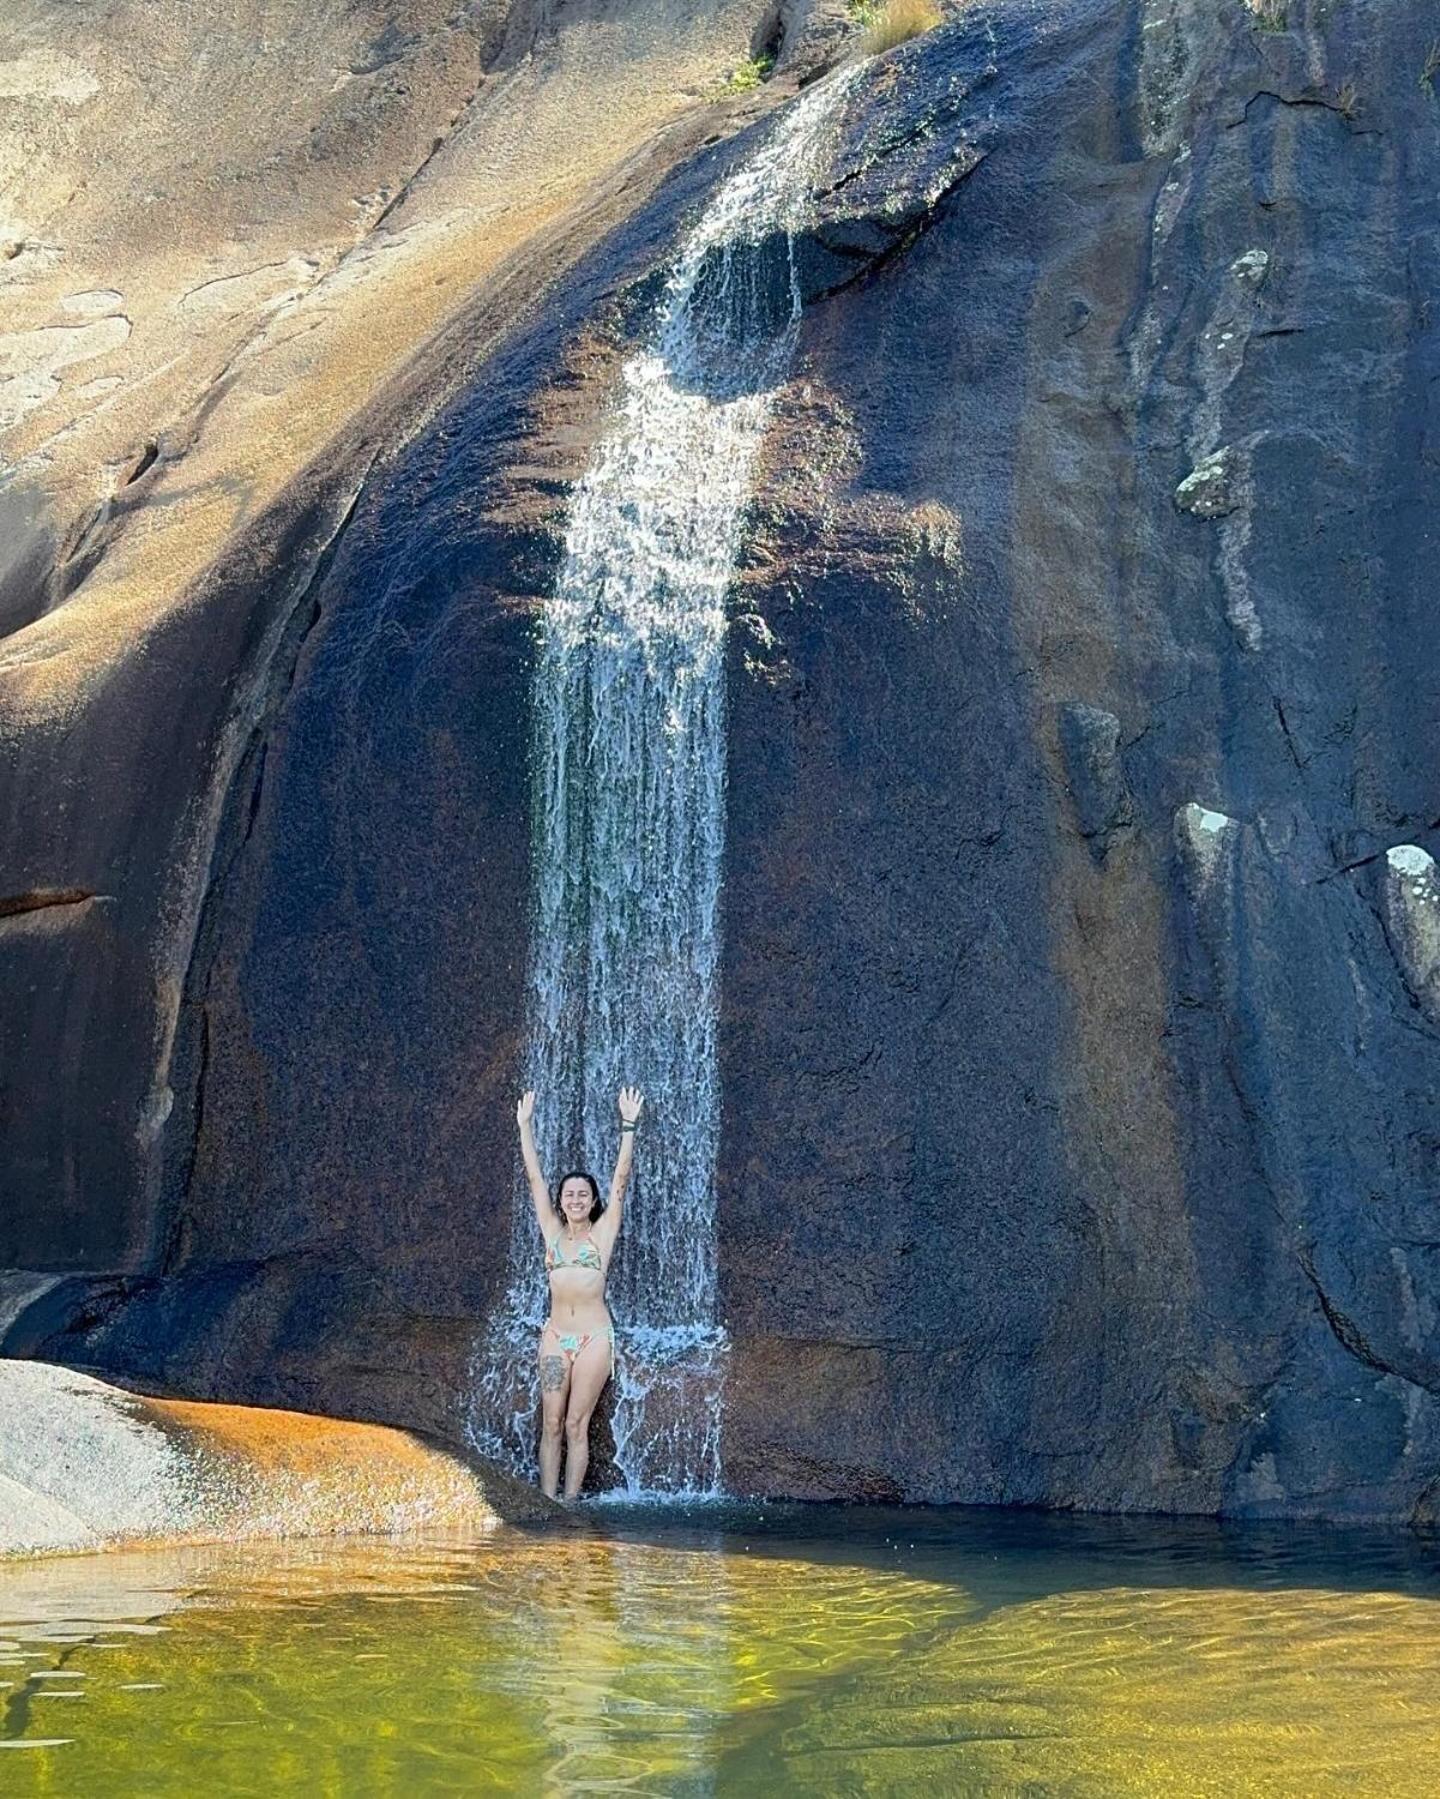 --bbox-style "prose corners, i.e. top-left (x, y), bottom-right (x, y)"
top-left (544, 1231), bottom-right (604, 1275)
